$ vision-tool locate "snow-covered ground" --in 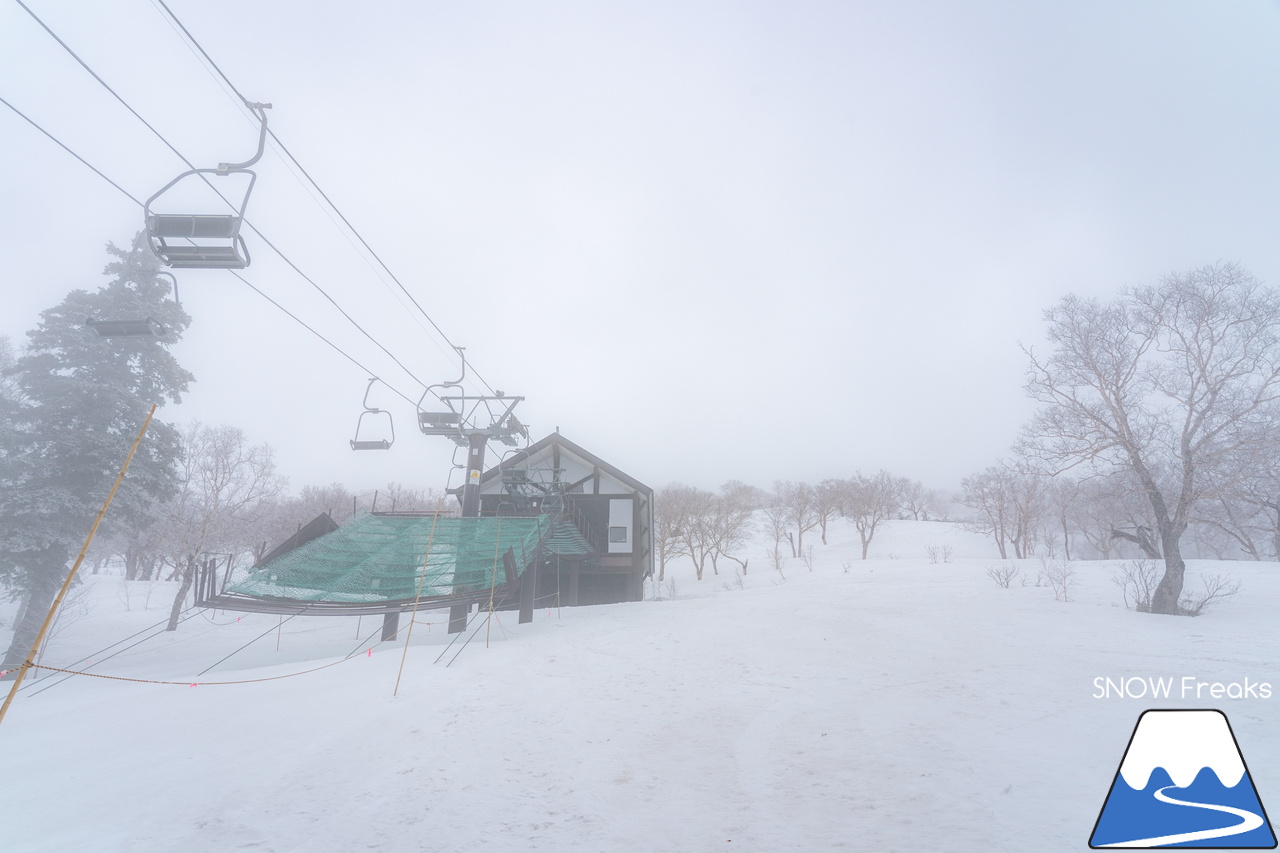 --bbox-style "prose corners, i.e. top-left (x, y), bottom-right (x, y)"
top-left (2, 519), bottom-right (1277, 852)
